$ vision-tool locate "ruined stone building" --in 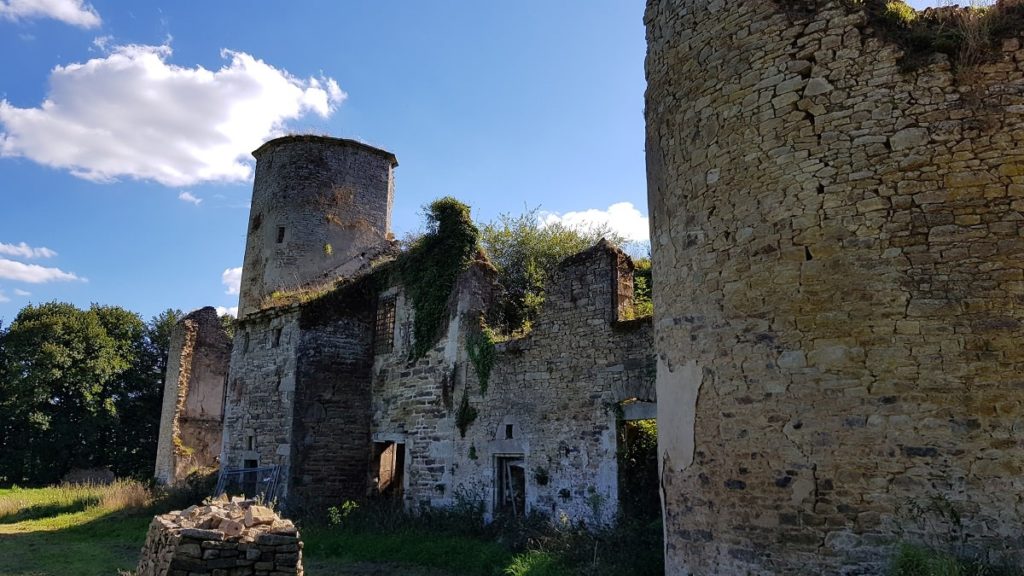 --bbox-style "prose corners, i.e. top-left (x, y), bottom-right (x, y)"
top-left (646, 0), bottom-right (1024, 573)
top-left (157, 135), bottom-right (656, 526)
top-left (153, 0), bottom-right (1024, 571)
top-left (155, 307), bottom-right (231, 485)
